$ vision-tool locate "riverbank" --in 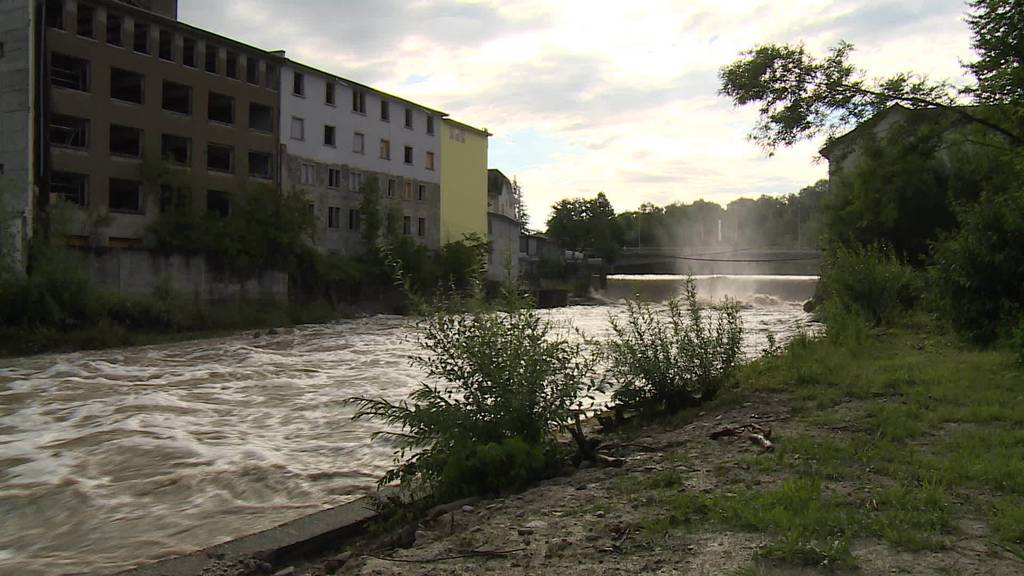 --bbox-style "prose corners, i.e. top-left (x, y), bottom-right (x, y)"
top-left (257, 319), bottom-right (1022, 575)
